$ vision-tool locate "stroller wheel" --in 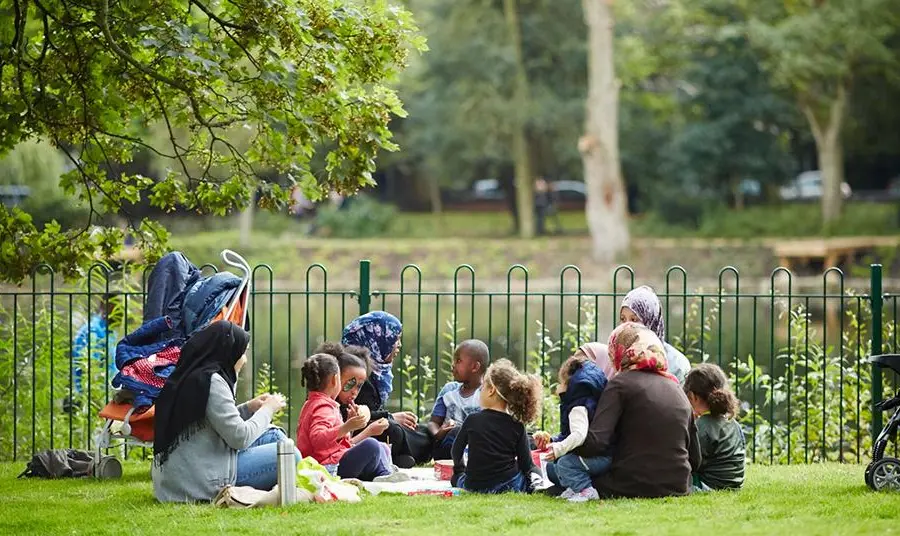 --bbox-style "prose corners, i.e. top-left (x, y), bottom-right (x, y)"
top-left (865, 461), bottom-right (877, 490)
top-left (96, 456), bottom-right (123, 480)
top-left (869, 457), bottom-right (900, 492)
